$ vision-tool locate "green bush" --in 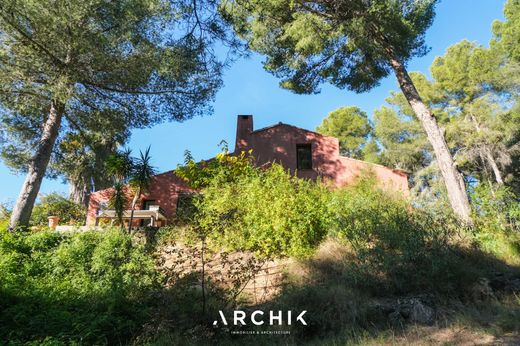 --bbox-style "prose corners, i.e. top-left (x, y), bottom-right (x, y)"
top-left (468, 183), bottom-right (520, 265)
top-left (192, 163), bottom-right (332, 258)
top-left (30, 193), bottom-right (86, 227)
top-left (326, 176), bottom-right (472, 295)
top-left (176, 145), bottom-right (256, 189)
top-left (177, 150), bottom-right (519, 293)
top-left (0, 228), bottom-right (159, 345)
top-left (471, 183), bottom-right (520, 231)
top-left (182, 175), bottom-right (485, 298)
